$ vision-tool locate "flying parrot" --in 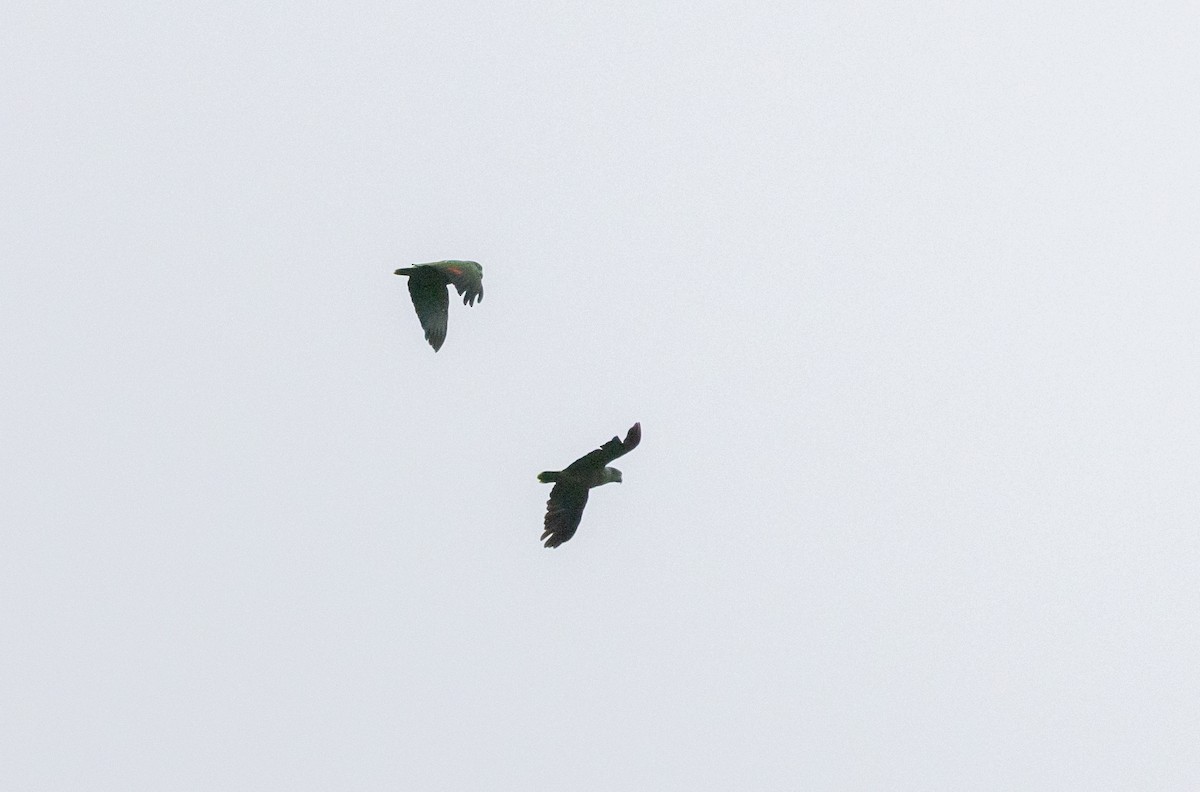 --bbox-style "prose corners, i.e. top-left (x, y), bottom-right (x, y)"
top-left (537, 422), bottom-right (642, 548)
top-left (394, 260), bottom-right (484, 351)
